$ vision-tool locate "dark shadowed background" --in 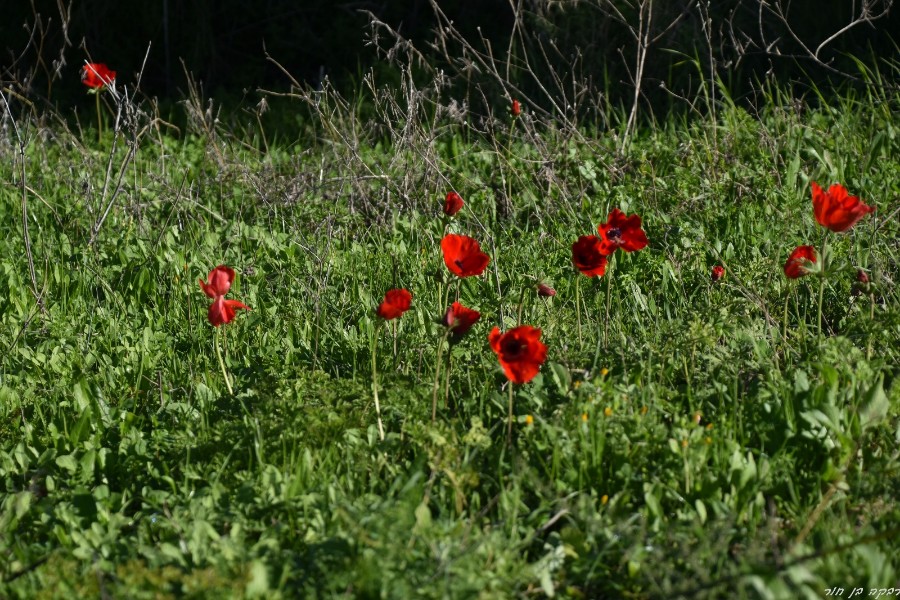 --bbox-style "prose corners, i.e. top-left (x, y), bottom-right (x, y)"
top-left (2, 0), bottom-right (897, 111)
